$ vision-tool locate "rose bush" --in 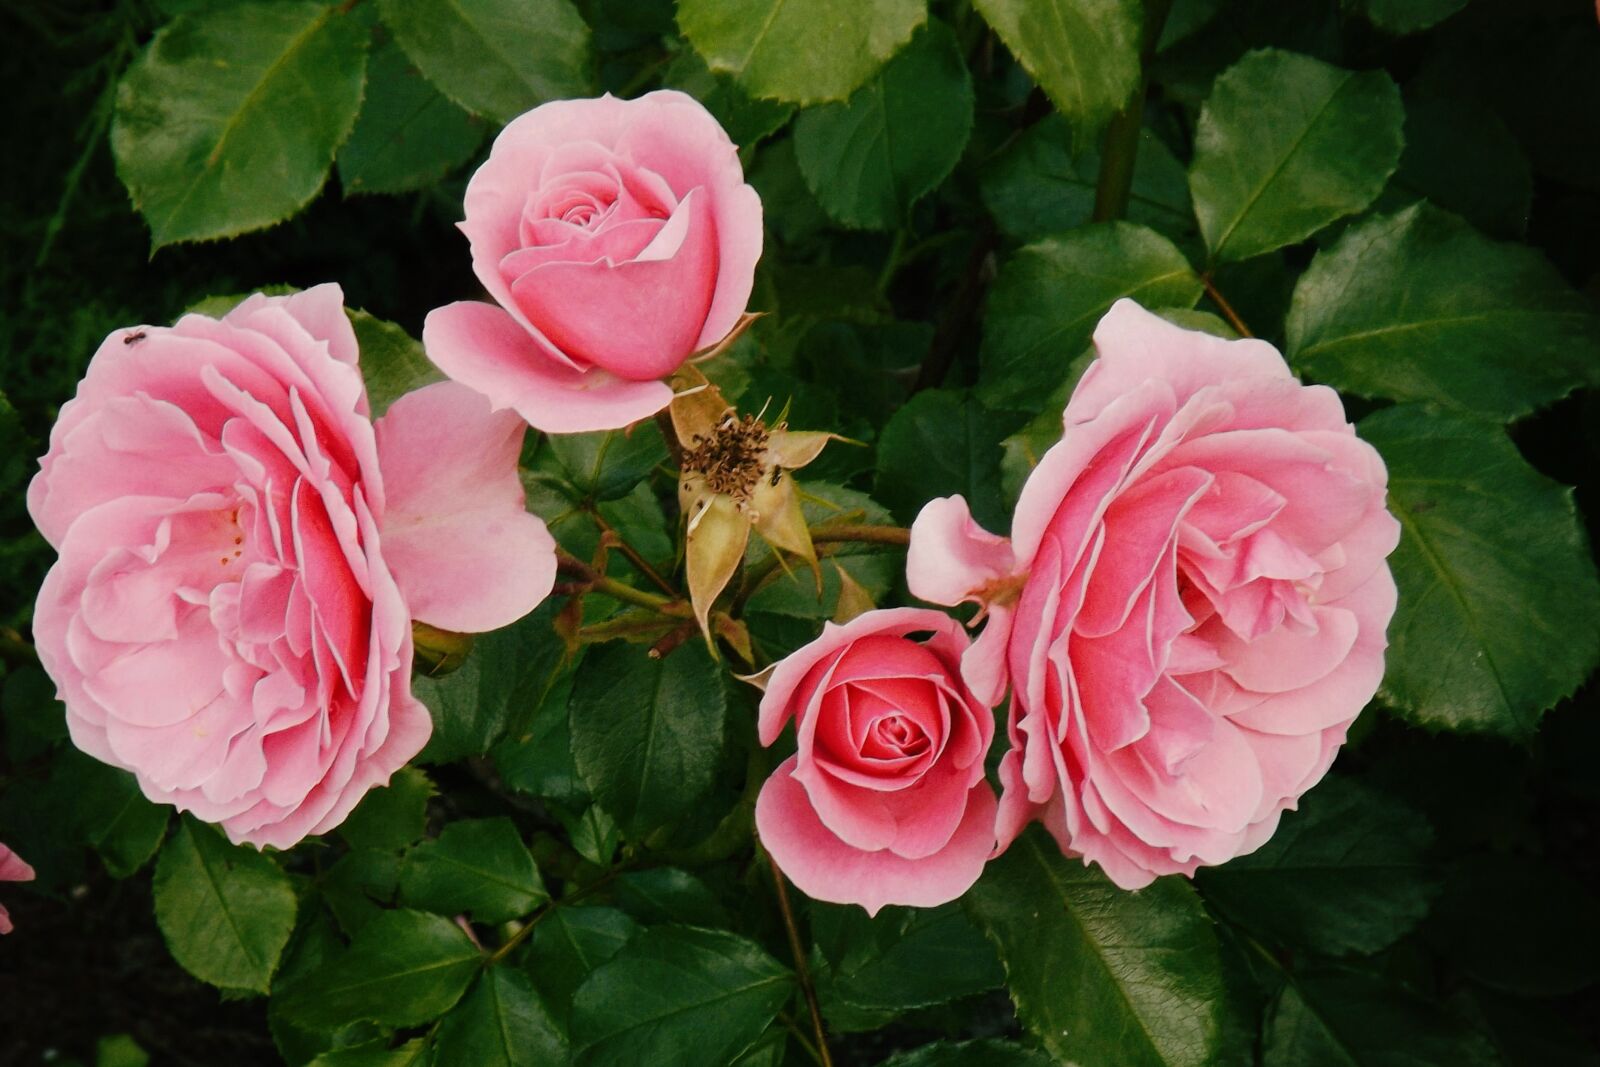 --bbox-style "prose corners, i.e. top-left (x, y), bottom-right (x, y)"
top-left (422, 90), bottom-right (763, 433)
top-left (755, 608), bottom-right (997, 914)
top-left (910, 301), bottom-right (1399, 888)
top-left (27, 285), bottom-right (554, 848)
